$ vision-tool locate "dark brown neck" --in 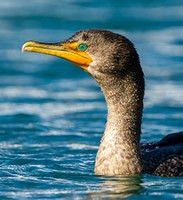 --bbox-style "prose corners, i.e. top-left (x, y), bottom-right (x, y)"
top-left (94, 70), bottom-right (144, 175)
